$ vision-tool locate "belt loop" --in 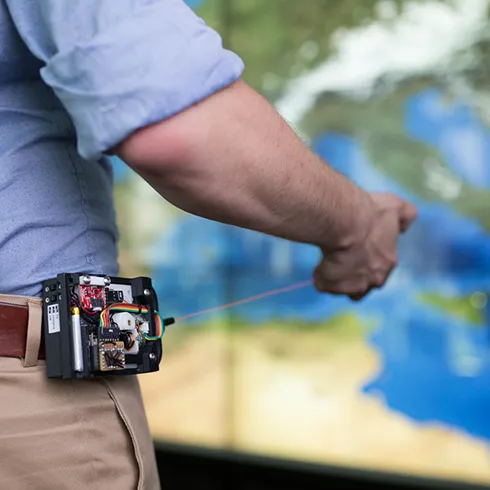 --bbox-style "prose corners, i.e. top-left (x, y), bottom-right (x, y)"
top-left (22, 299), bottom-right (43, 367)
